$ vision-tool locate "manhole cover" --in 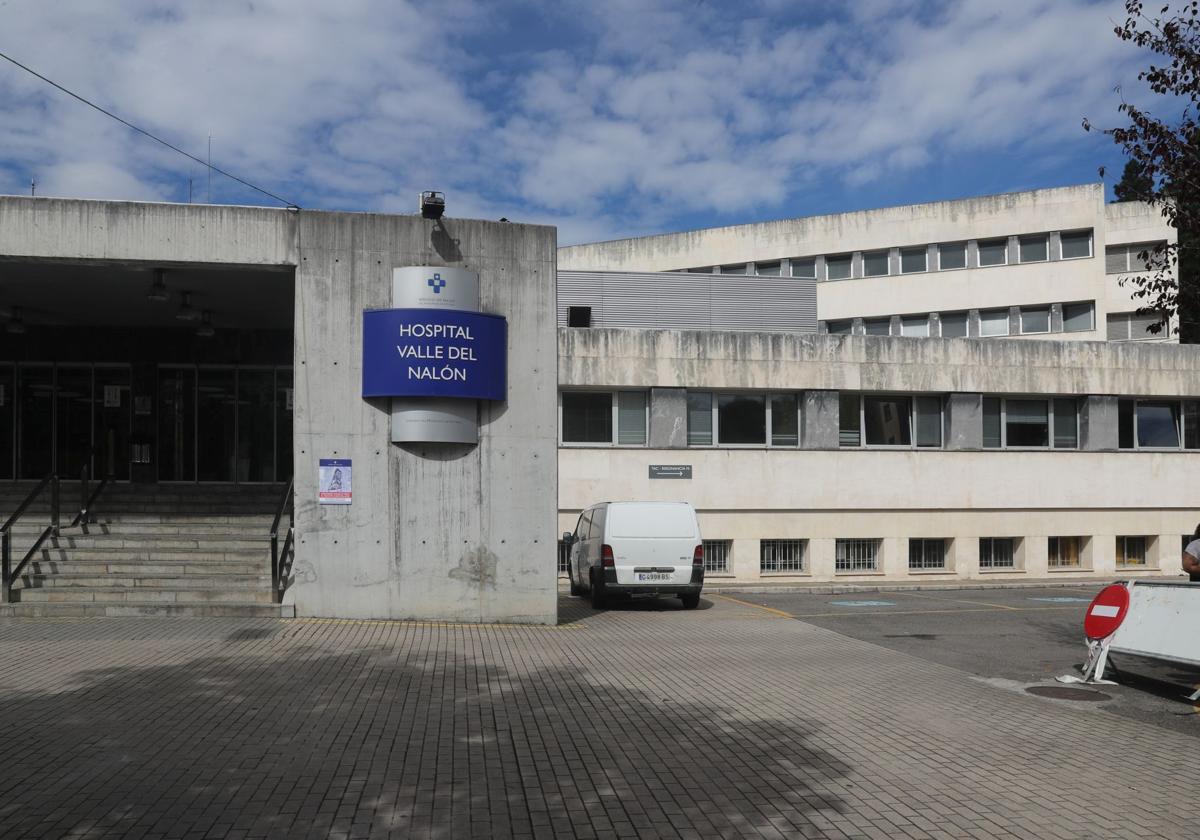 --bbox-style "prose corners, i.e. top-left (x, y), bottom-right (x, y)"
top-left (1025, 685), bottom-right (1111, 702)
